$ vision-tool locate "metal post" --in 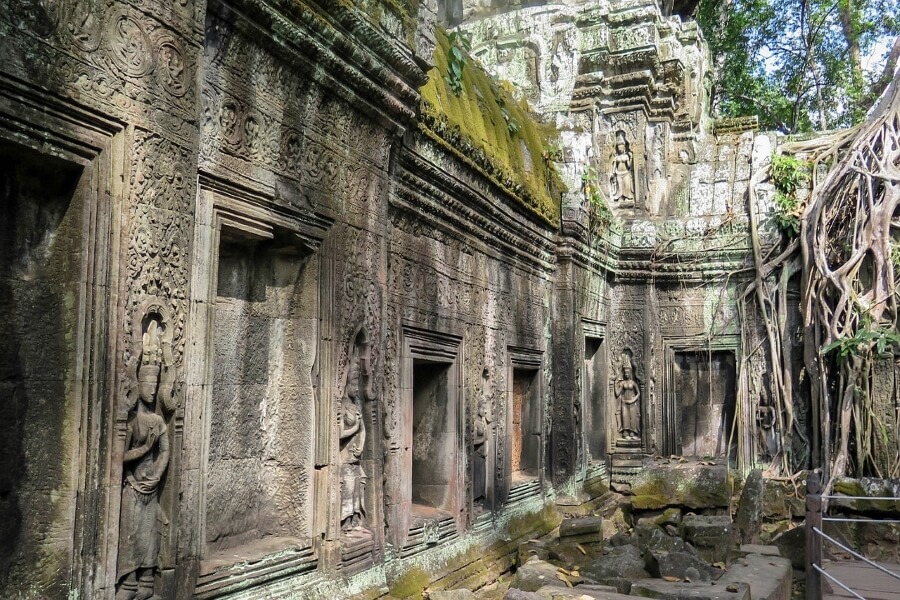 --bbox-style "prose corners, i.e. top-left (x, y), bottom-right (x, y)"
top-left (806, 471), bottom-right (823, 600)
